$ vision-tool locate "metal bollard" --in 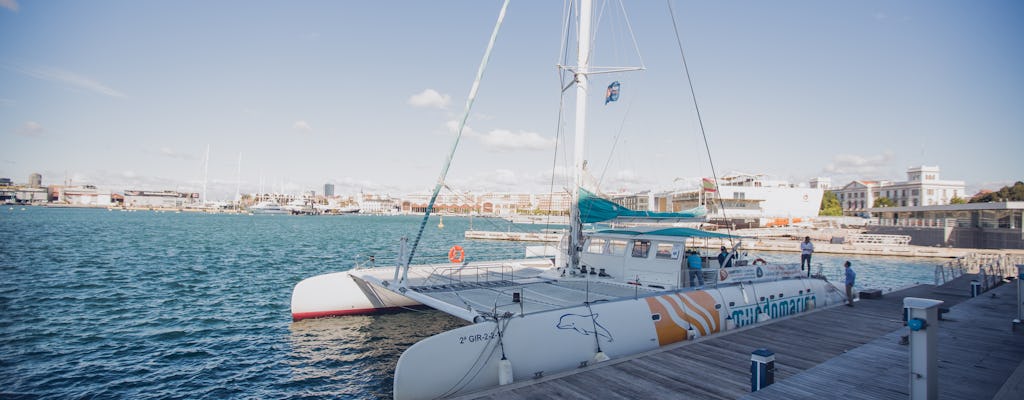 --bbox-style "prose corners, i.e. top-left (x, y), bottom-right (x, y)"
top-left (905, 297), bottom-right (943, 400)
top-left (750, 348), bottom-right (775, 392)
top-left (970, 280), bottom-right (980, 298)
